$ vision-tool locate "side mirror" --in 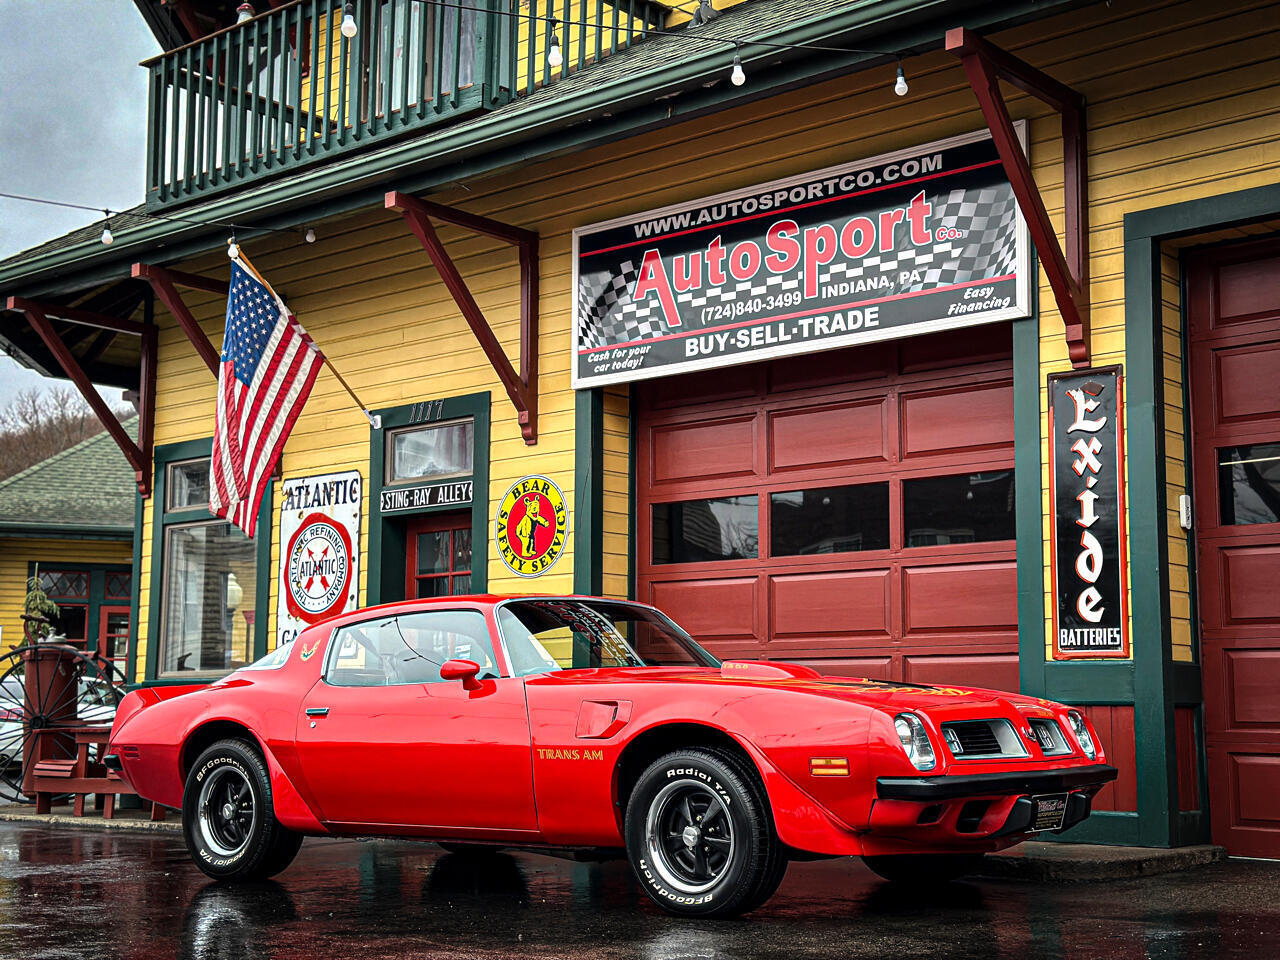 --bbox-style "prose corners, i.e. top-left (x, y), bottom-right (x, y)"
top-left (440, 658), bottom-right (482, 690)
